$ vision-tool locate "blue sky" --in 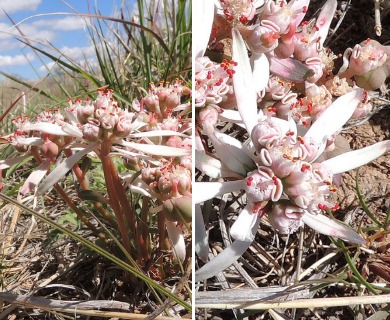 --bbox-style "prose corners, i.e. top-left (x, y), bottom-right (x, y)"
top-left (0, 0), bottom-right (135, 80)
